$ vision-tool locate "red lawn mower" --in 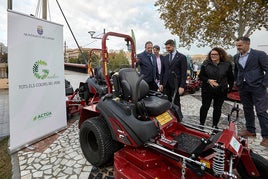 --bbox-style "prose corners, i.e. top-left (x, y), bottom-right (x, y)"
top-left (227, 85), bottom-right (268, 102)
top-left (227, 85), bottom-right (241, 102)
top-left (78, 32), bottom-right (268, 179)
top-left (185, 76), bottom-right (201, 94)
top-left (66, 48), bottom-right (104, 118)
